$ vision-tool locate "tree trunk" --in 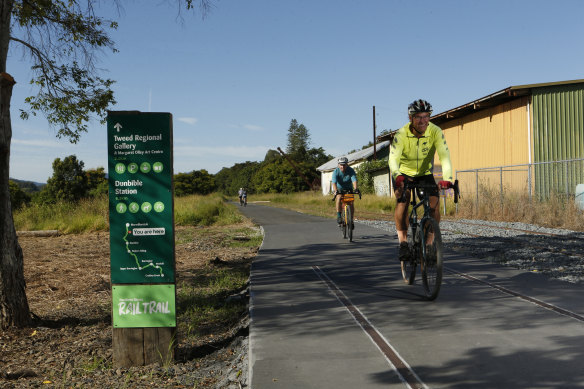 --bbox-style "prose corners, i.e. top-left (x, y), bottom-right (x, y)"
top-left (0, 71), bottom-right (31, 329)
